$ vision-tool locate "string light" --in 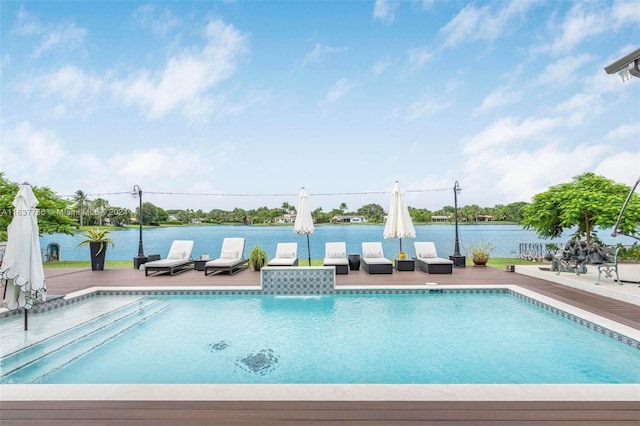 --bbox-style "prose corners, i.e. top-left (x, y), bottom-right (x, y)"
top-left (61, 186), bottom-right (452, 199)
